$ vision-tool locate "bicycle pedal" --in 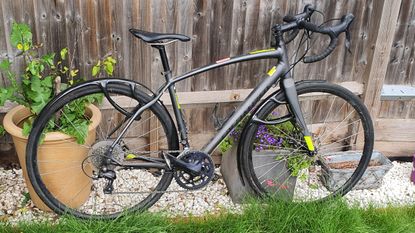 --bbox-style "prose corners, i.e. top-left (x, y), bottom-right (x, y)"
top-left (211, 172), bottom-right (221, 182)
